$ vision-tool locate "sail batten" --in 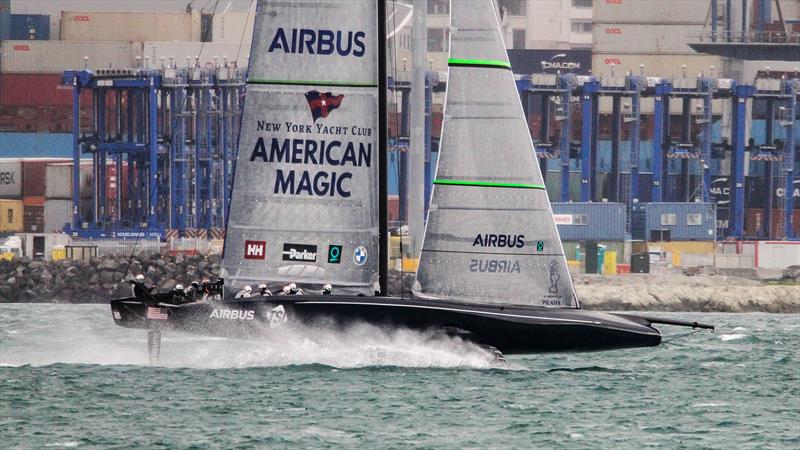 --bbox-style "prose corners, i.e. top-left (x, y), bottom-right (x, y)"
top-left (413, 0), bottom-right (578, 308)
top-left (221, 0), bottom-right (381, 295)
